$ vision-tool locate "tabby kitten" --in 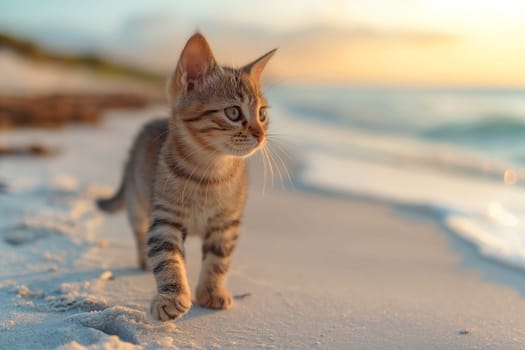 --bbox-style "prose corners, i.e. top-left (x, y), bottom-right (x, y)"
top-left (97, 33), bottom-right (275, 321)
